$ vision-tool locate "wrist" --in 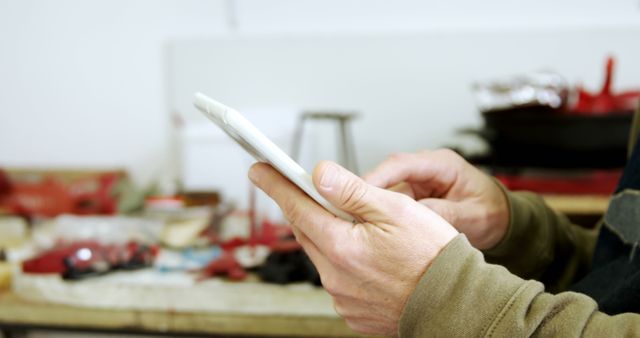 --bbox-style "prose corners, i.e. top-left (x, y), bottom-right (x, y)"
top-left (473, 179), bottom-right (510, 250)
